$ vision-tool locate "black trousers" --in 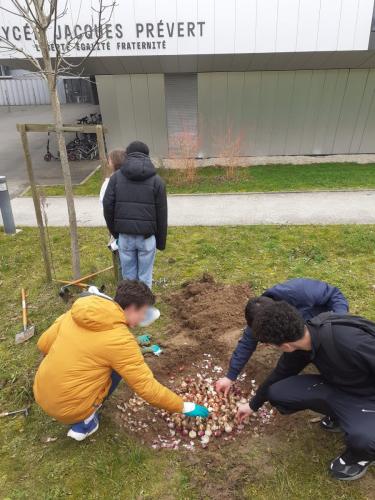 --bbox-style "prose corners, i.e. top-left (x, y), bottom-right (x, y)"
top-left (268, 375), bottom-right (375, 460)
